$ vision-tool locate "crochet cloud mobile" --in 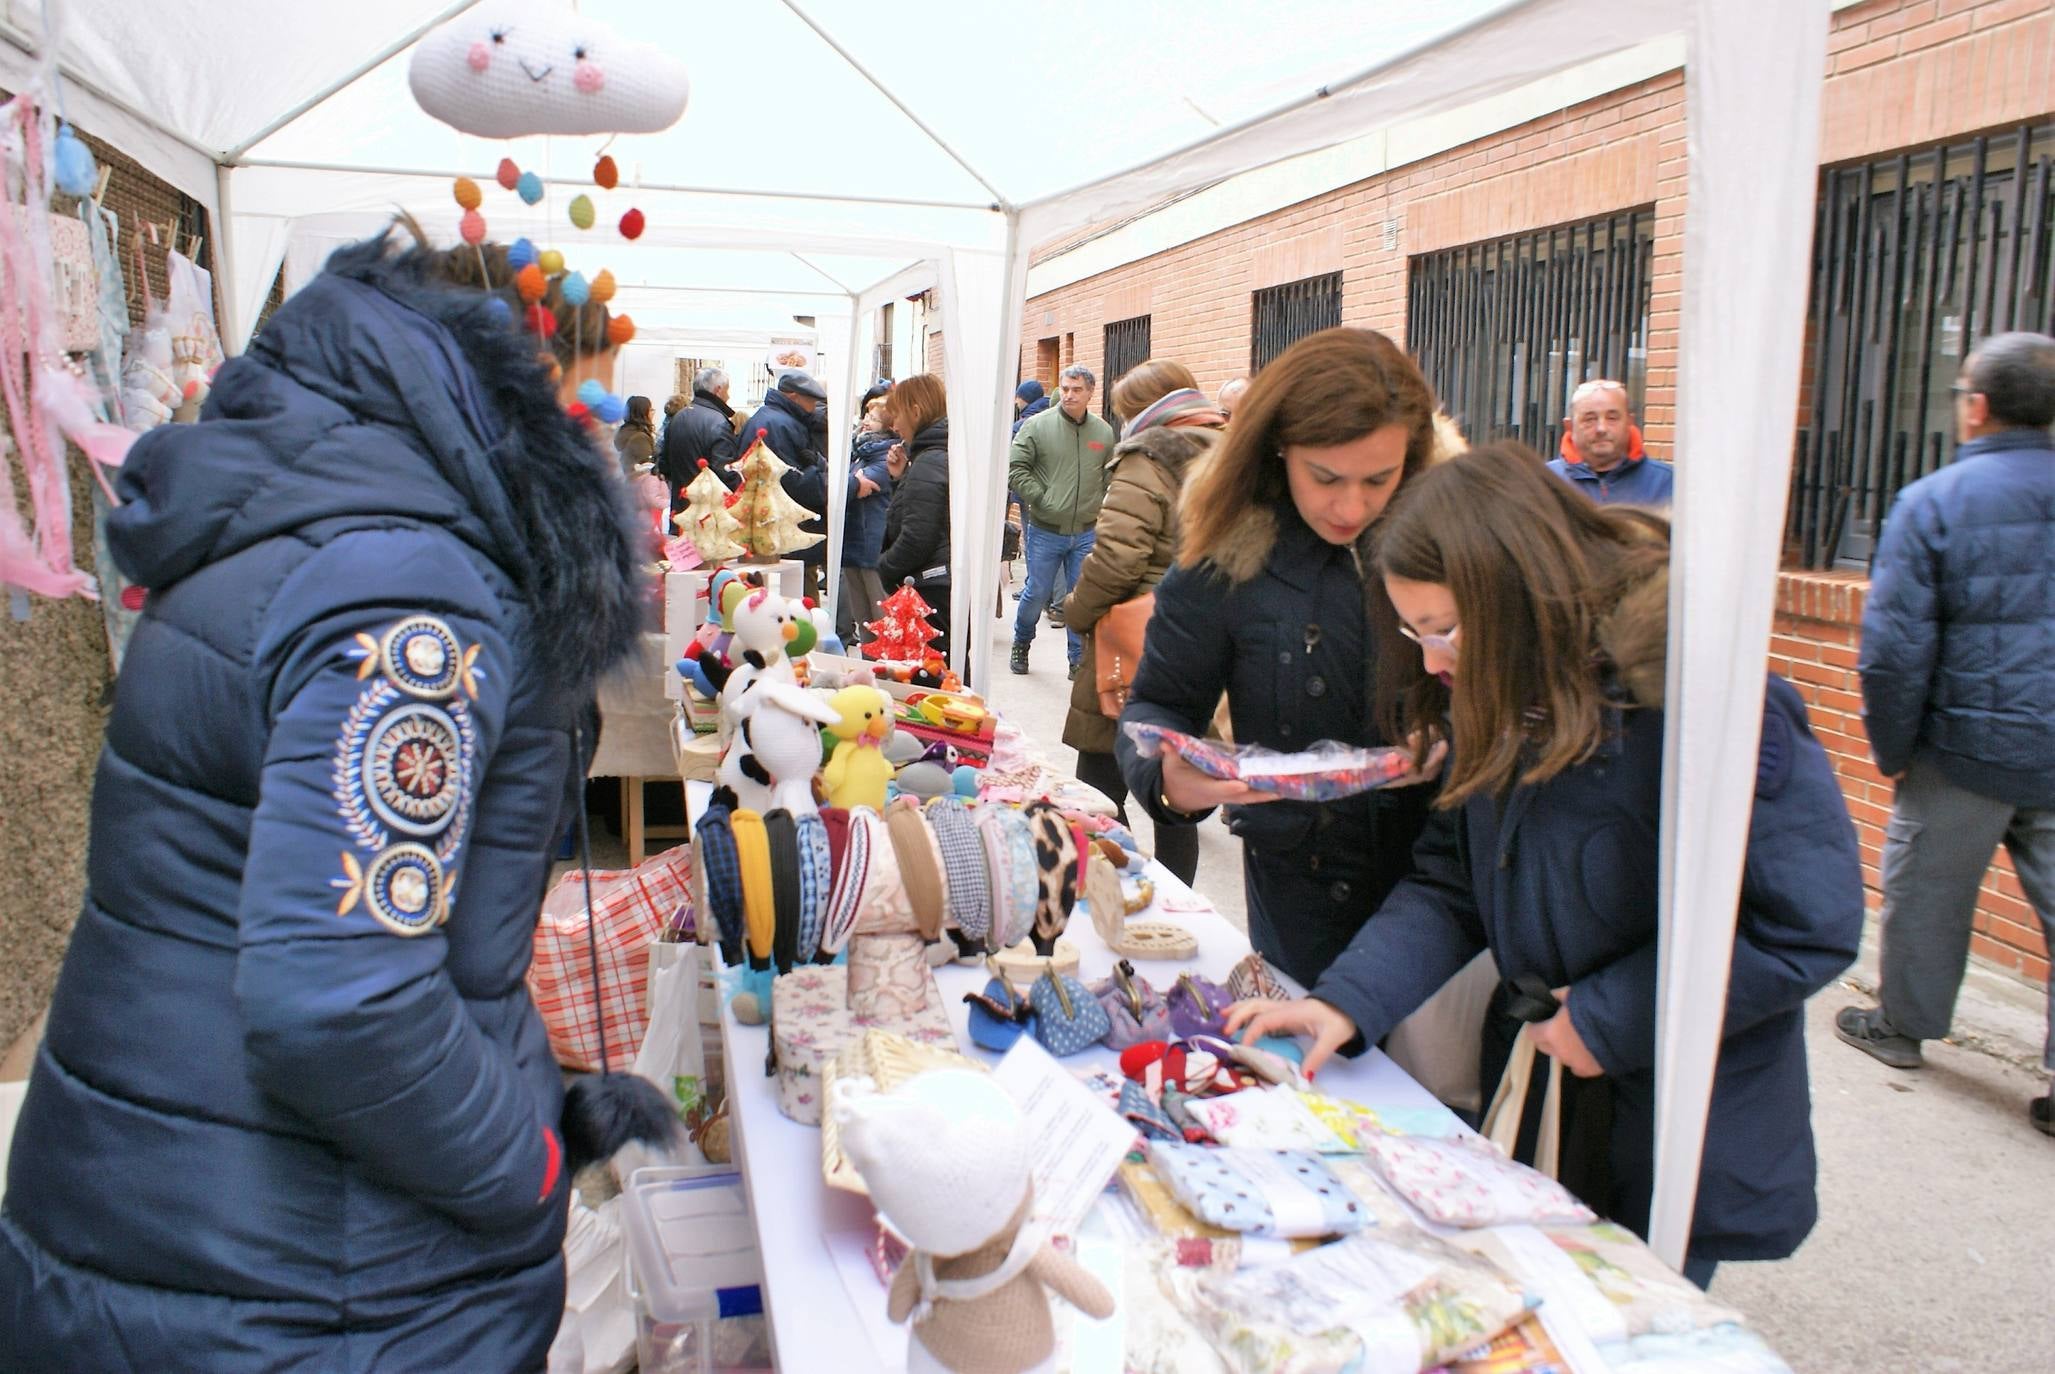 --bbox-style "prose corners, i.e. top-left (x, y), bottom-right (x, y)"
top-left (409, 0), bottom-right (689, 138)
